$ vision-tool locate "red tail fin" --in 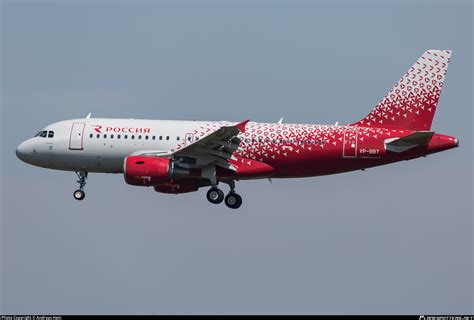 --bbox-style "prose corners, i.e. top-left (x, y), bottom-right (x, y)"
top-left (352, 50), bottom-right (451, 131)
